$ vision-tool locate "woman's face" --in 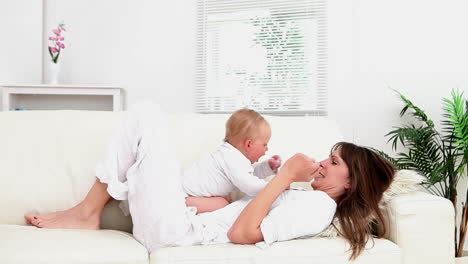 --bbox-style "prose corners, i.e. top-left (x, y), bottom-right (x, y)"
top-left (311, 149), bottom-right (350, 195)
